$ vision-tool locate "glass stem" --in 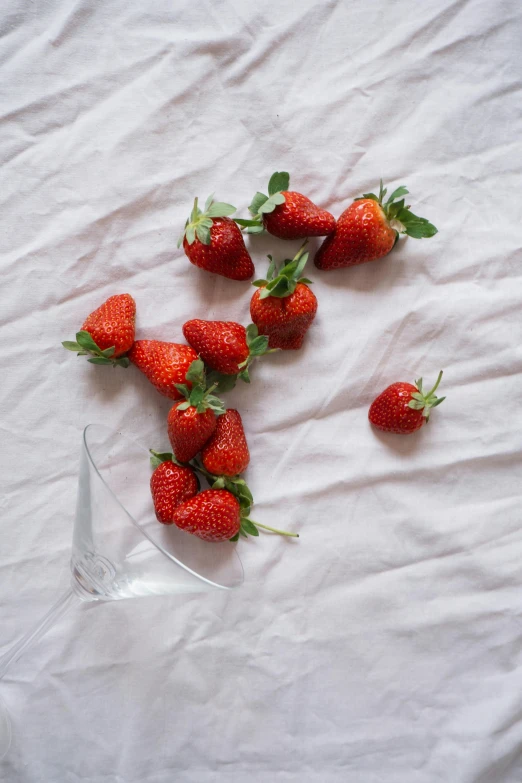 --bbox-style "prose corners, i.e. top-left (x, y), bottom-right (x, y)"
top-left (0, 587), bottom-right (78, 681)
